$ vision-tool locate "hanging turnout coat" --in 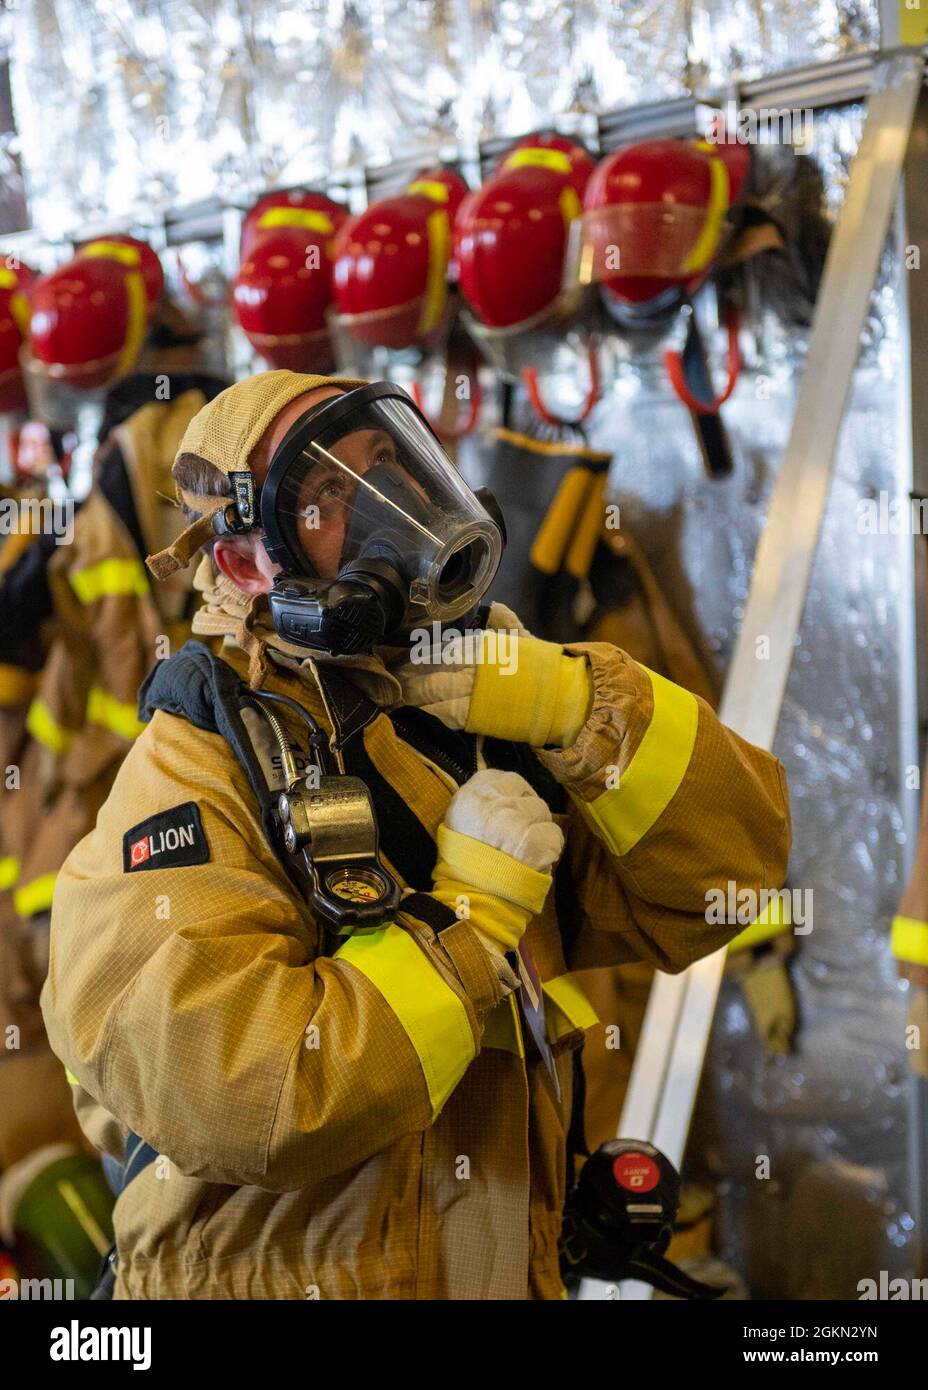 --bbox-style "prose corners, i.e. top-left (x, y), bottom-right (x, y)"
top-left (41, 596), bottom-right (791, 1300)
